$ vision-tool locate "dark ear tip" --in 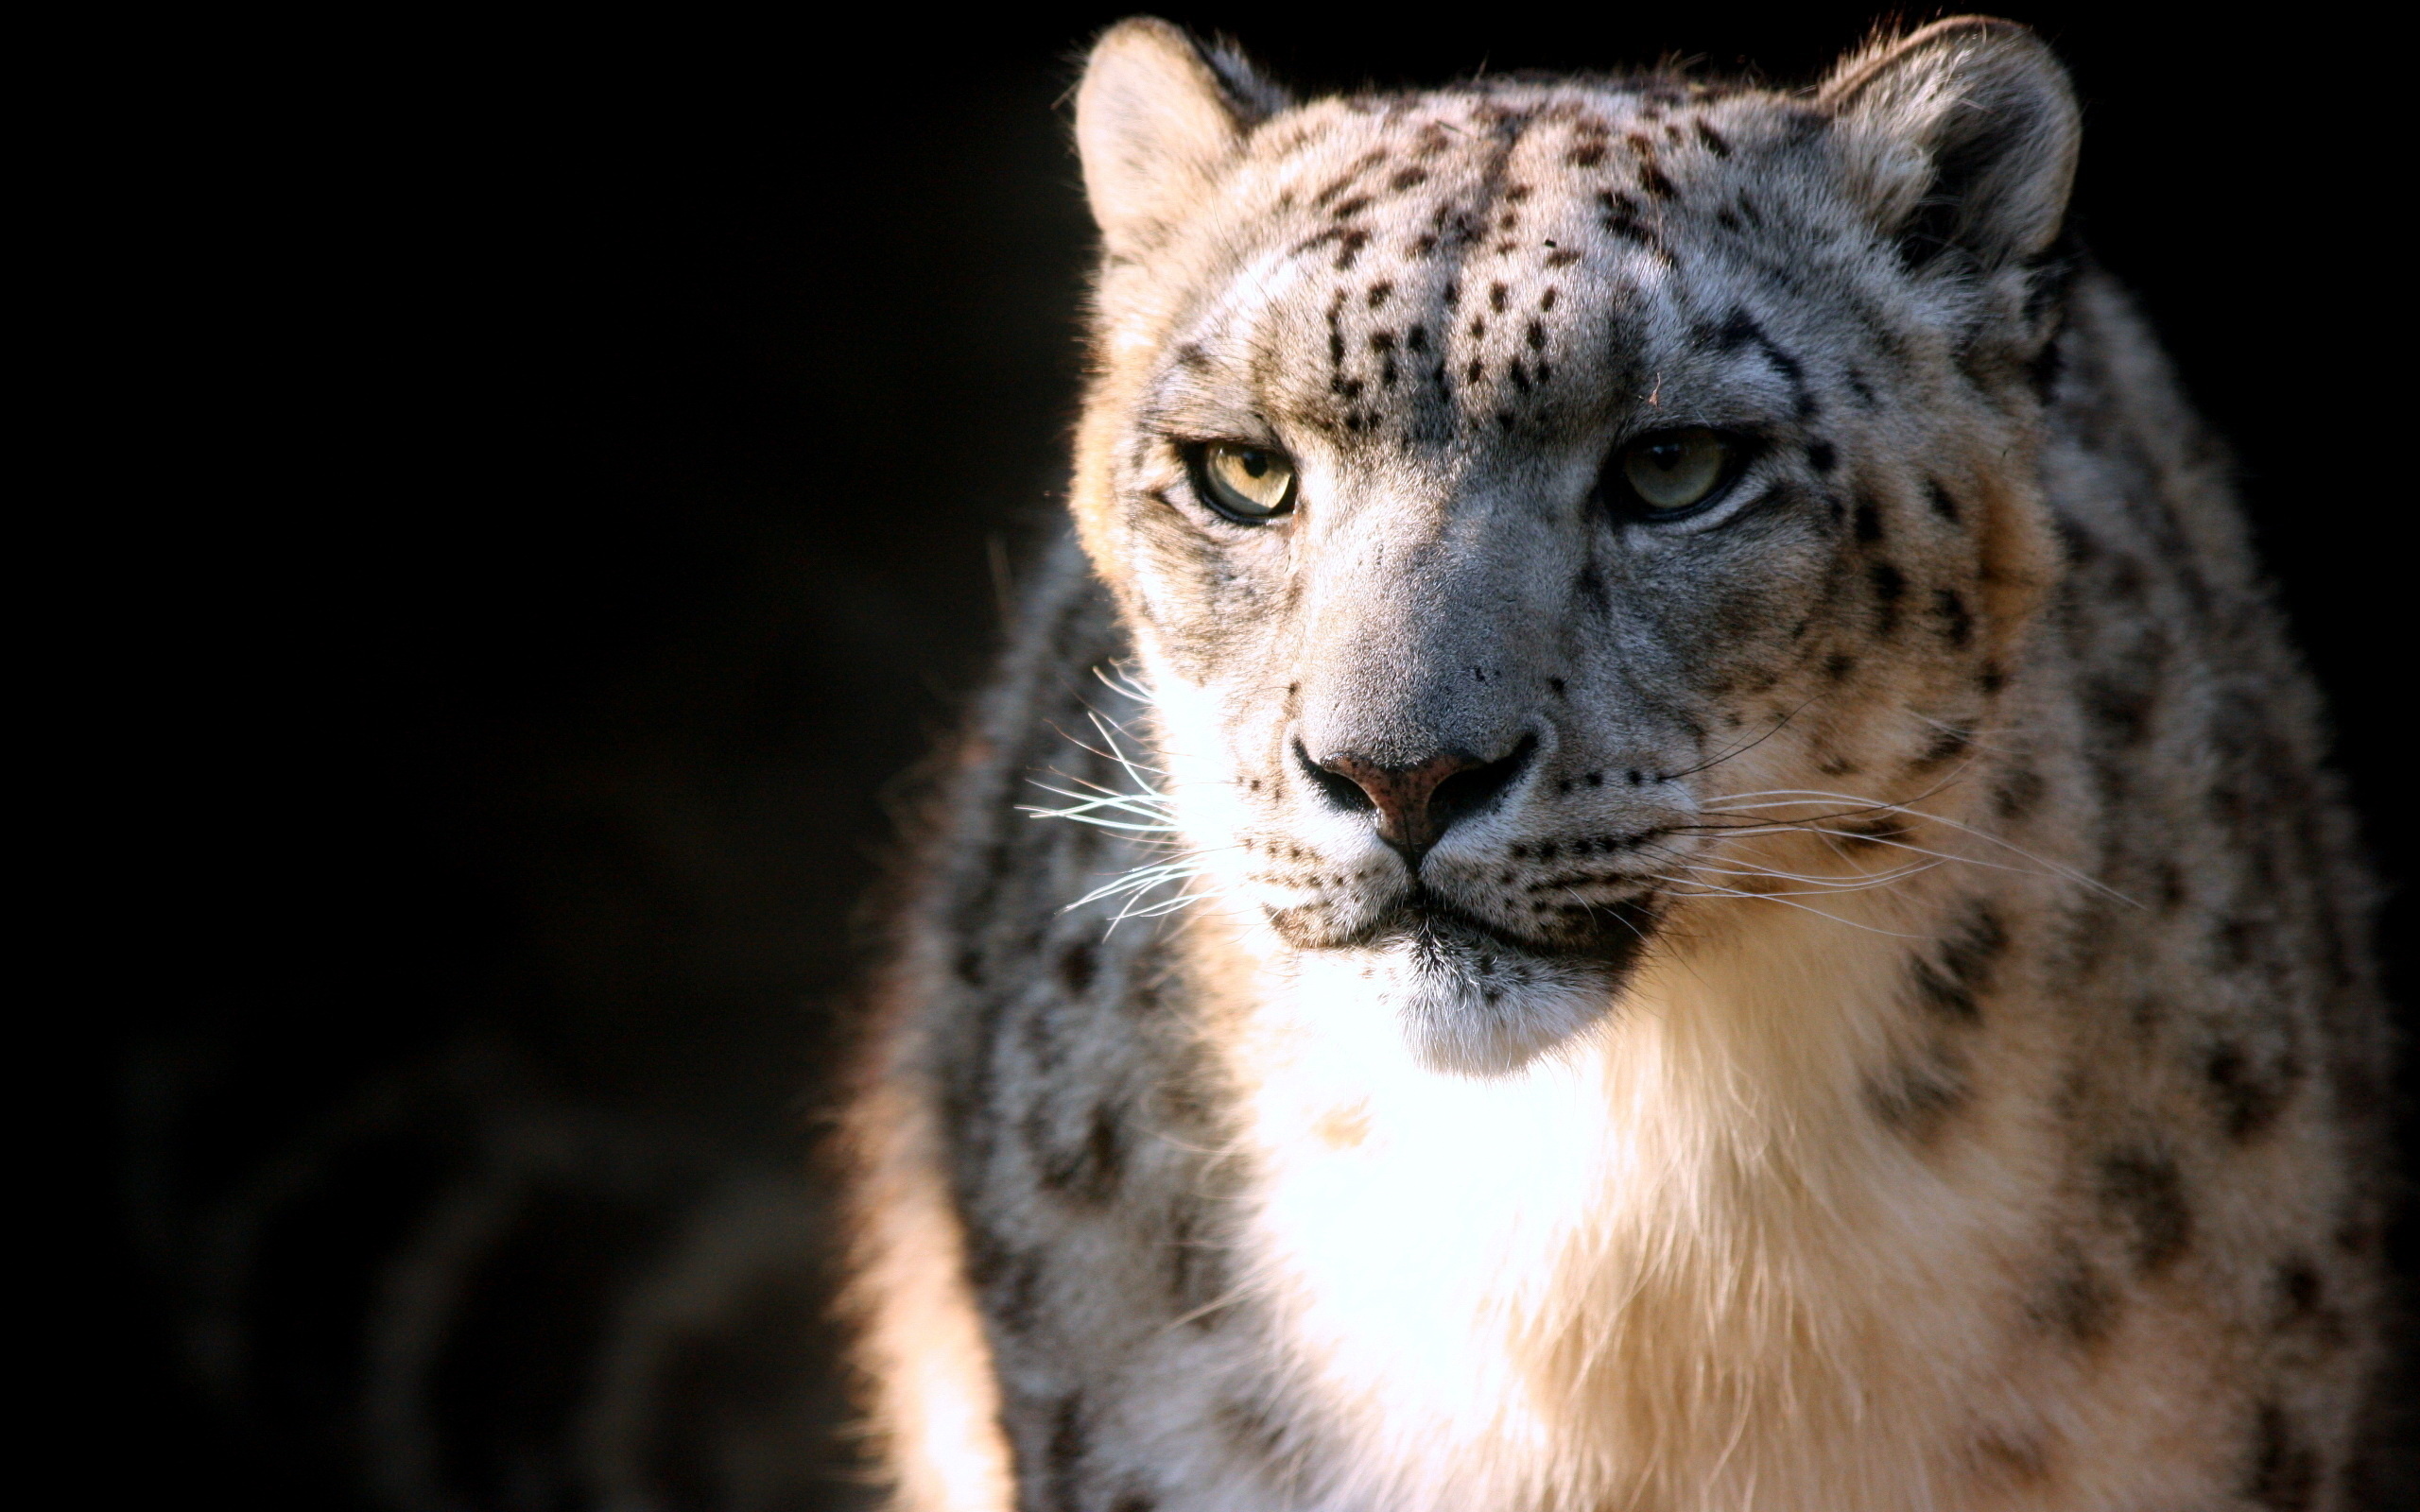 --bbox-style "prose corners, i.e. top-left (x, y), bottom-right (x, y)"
top-left (1194, 32), bottom-right (1291, 125)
